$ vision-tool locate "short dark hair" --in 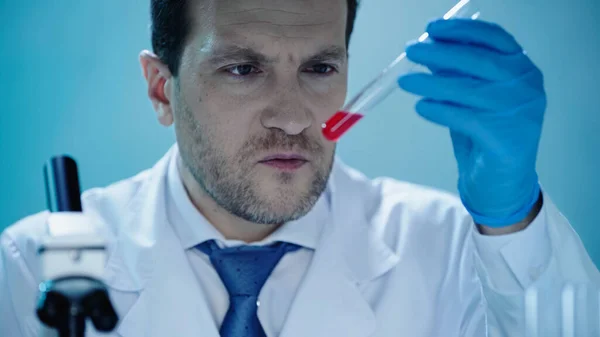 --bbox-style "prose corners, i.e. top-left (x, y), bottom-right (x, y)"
top-left (151, 0), bottom-right (359, 76)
